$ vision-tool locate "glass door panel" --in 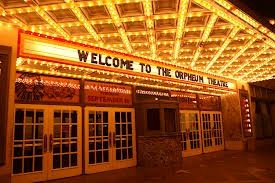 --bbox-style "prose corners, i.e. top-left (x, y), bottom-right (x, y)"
top-left (213, 113), bottom-right (224, 151)
top-left (114, 112), bottom-right (133, 161)
top-left (201, 111), bottom-right (224, 153)
top-left (85, 107), bottom-right (136, 174)
top-left (180, 110), bottom-right (202, 157)
top-left (48, 107), bottom-right (82, 180)
top-left (12, 105), bottom-right (82, 183)
top-left (88, 111), bottom-right (110, 164)
top-left (85, 108), bottom-right (113, 174)
top-left (180, 113), bottom-right (187, 152)
top-left (113, 109), bottom-right (136, 170)
top-left (12, 105), bottom-right (48, 183)
top-left (202, 113), bottom-right (213, 151)
top-left (189, 113), bottom-right (200, 150)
